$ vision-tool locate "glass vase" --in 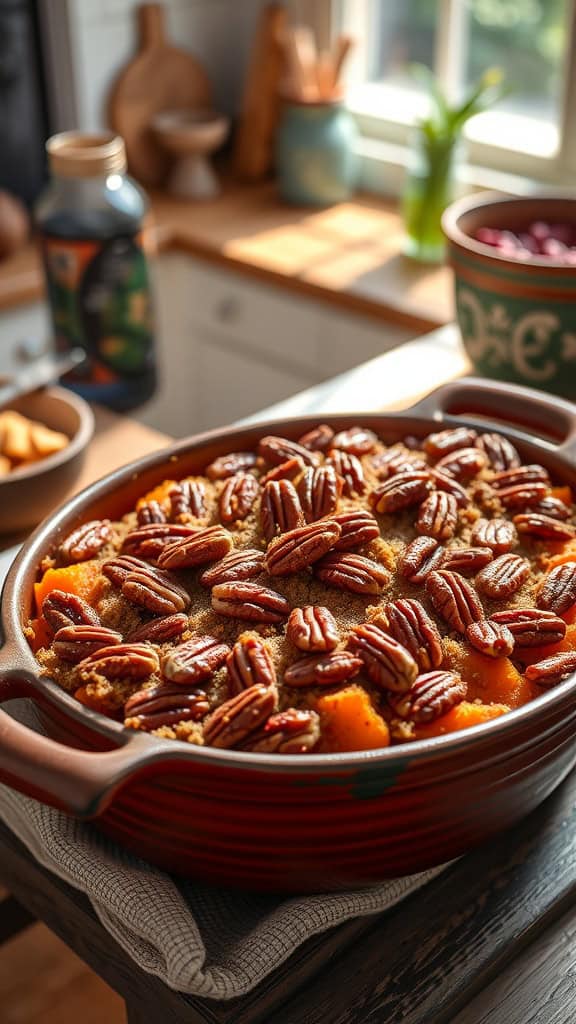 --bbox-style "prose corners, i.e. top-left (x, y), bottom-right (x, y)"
top-left (401, 128), bottom-right (462, 264)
